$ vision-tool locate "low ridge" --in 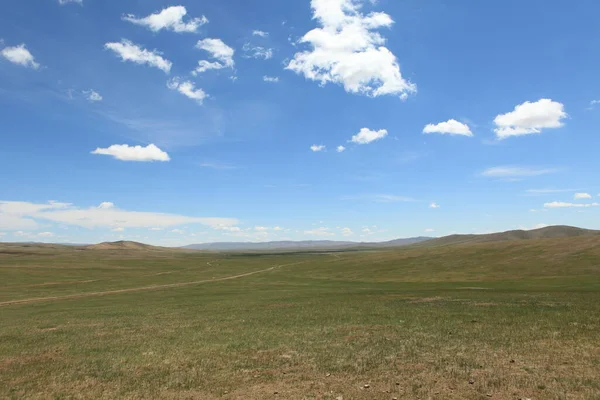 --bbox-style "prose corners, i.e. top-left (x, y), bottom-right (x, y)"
top-left (413, 225), bottom-right (599, 248)
top-left (86, 241), bottom-right (159, 251)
